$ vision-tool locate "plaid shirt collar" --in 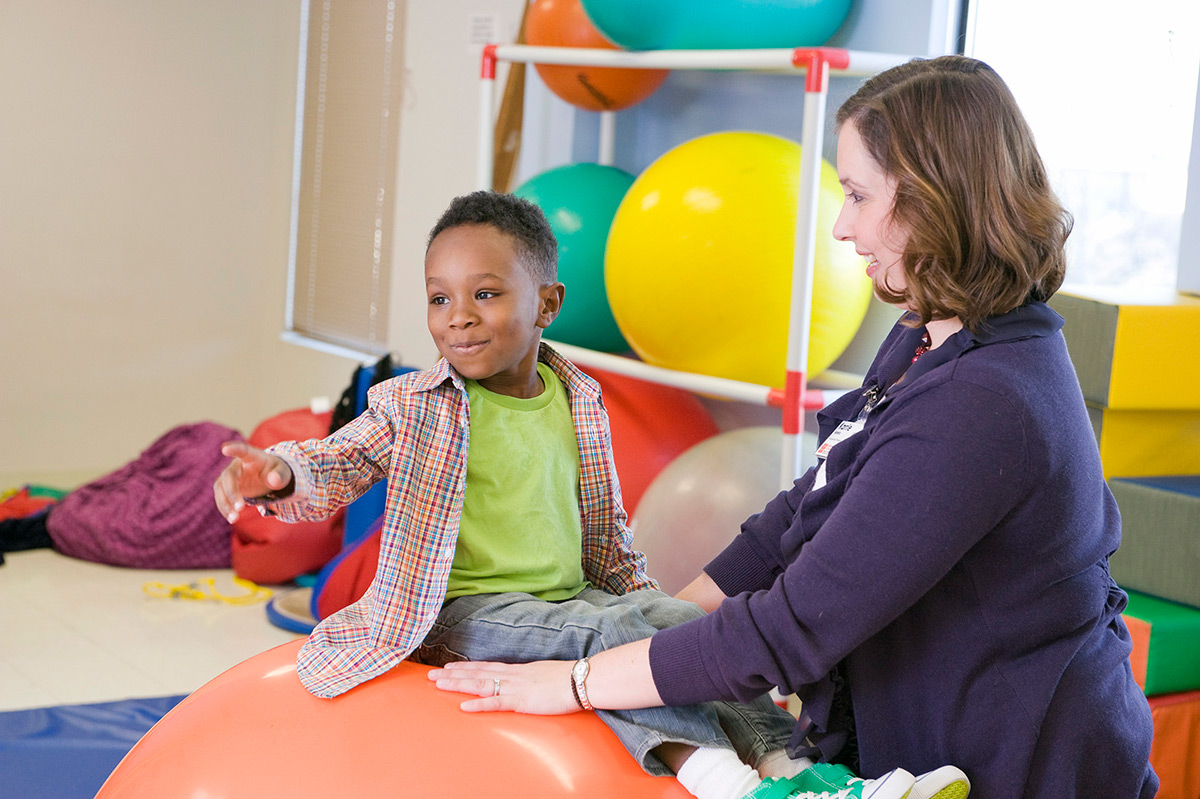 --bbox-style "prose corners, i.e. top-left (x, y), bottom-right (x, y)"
top-left (408, 342), bottom-right (601, 401)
